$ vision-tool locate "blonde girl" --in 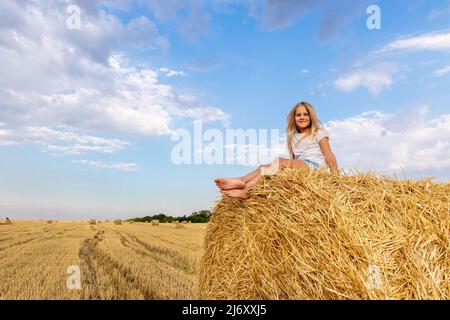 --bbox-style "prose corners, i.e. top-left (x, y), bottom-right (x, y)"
top-left (215, 101), bottom-right (339, 199)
